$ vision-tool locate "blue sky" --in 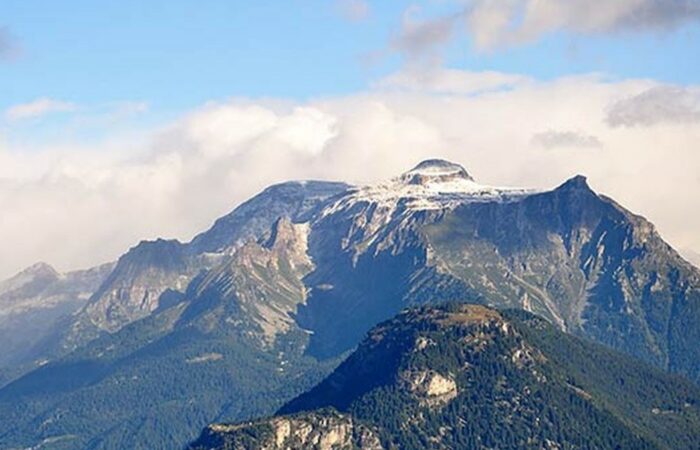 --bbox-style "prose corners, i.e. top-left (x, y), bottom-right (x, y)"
top-left (3, 0), bottom-right (699, 116)
top-left (2, 1), bottom-right (394, 108)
